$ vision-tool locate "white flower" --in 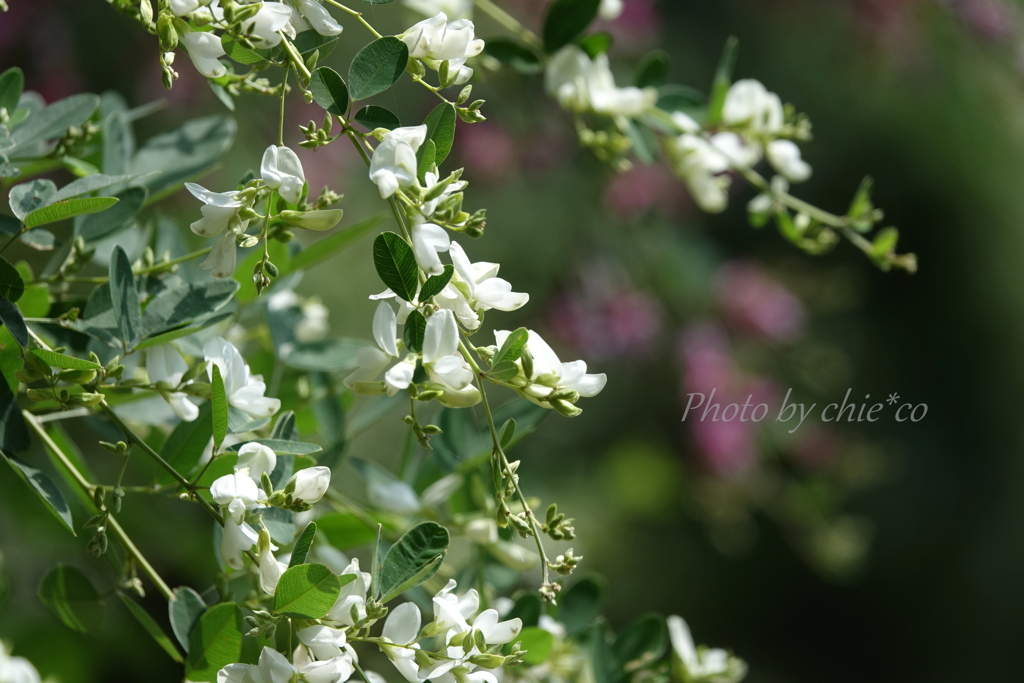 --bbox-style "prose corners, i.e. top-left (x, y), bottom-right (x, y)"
top-left (286, 466), bottom-right (331, 504)
top-left (545, 46), bottom-right (656, 117)
top-left (297, 625), bottom-right (348, 660)
top-left (290, 0), bottom-right (343, 36)
top-left (169, 0), bottom-right (203, 16)
top-left (146, 344), bottom-right (199, 422)
top-left (221, 517), bottom-right (259, 570)
top-left (296, 299), bottom-right (330, 342)
top-left (423, 309), bottom-right (475, 391)
top-left (430, 579), bottom-right (478, 634)
top-left (0, 642), bottom-right (40, 683)
top-left (598, 0), bottom-right (623, 20)
top-left (400, 13), bottom-right (484, 84)
top-left (409, 219), bottom-right (451, 276)
top-left (185, 183), bottom-right (251, 279)
top-left (666, 134), bottom-right (731, 213)
top-left (211, 470), bottom-right (261, 523)
top-left (246, 2), bottom-right (295, 48)
top-left (344, 302), bottom-right (403, 391)
top-left (218, 646), bottom-right (354, 683)
top-left (722, 79), bottom-right (784, 136)
top-left (204, 337), bottom-right (282, 419)
top-left (236, 442), bottom-right (278, 480)
top-left (261, 145), bottom-right (306, 205)
top-left (257, 529), bottom-right (287, 595)
top-left (327, 559), bottom-right (373, 625)
top-left (447, 241), bottom-right (528, 320)
top-left (404, 0), bottom-right (472, 19)
top-left (180, 31), bottom-right (227, 78)
top-left (418, 170), bottom-right (467, 218)
top-left (466, 608), bottom-right (521, 647)
top-left (709, 132), bottom-right (762, 169)
top-left (380, 602), bottom-right (425, 683)
top-left (494, 329), bottom-right (607, 406)
top-left (368, 126), bottom-right (427, 198)
top-left (463, 517), bottom-right (497, 544)
top-left (766, 139), bottom-right (811, 183)
top-left (667, 615), bottom-right (747, 683)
